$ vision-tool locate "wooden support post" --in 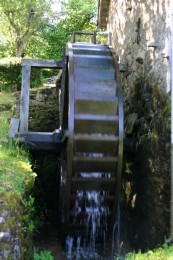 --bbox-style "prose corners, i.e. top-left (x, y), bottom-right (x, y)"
top-left (71, 31), bottom-right (97, 44)
top-left (19, 65), bottom-right (31, 133)
top-left (17, 59), bottom-right (62, 134)
top-left (93, 32), bottom-right (97, 44)
top-left (108, 32), bottom-right (112, 46)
